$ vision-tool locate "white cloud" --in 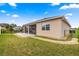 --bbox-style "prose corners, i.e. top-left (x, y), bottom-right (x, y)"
top-left (0, 0), bottom-right (79, 3)
top-left (0, 10), bottom-right (6, 13)
top-left (32, 19), bottom-right (37, 21)
top-left (65, 13), bottom-right (72, 16)
top-left (51, 2), bottom-right (60, 6)
top-left (44, 11), bottom-right (48, 14)
top-left (0, 3), bottom-right (16, 7)
top-left (65, 16), bottom-right (69, 19)
top-left (0, 10), bottom-right (11, 16)
top-left (65, 13), bottom-right (73, 19)
top-left (12, 14), bottom-right (19, 18)
top-left (6, 14), bottom-right (10, 16)
top-left (8, 3), bottom-right (16, 7)
top-left (60, 4), bottom-right (79, 10)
